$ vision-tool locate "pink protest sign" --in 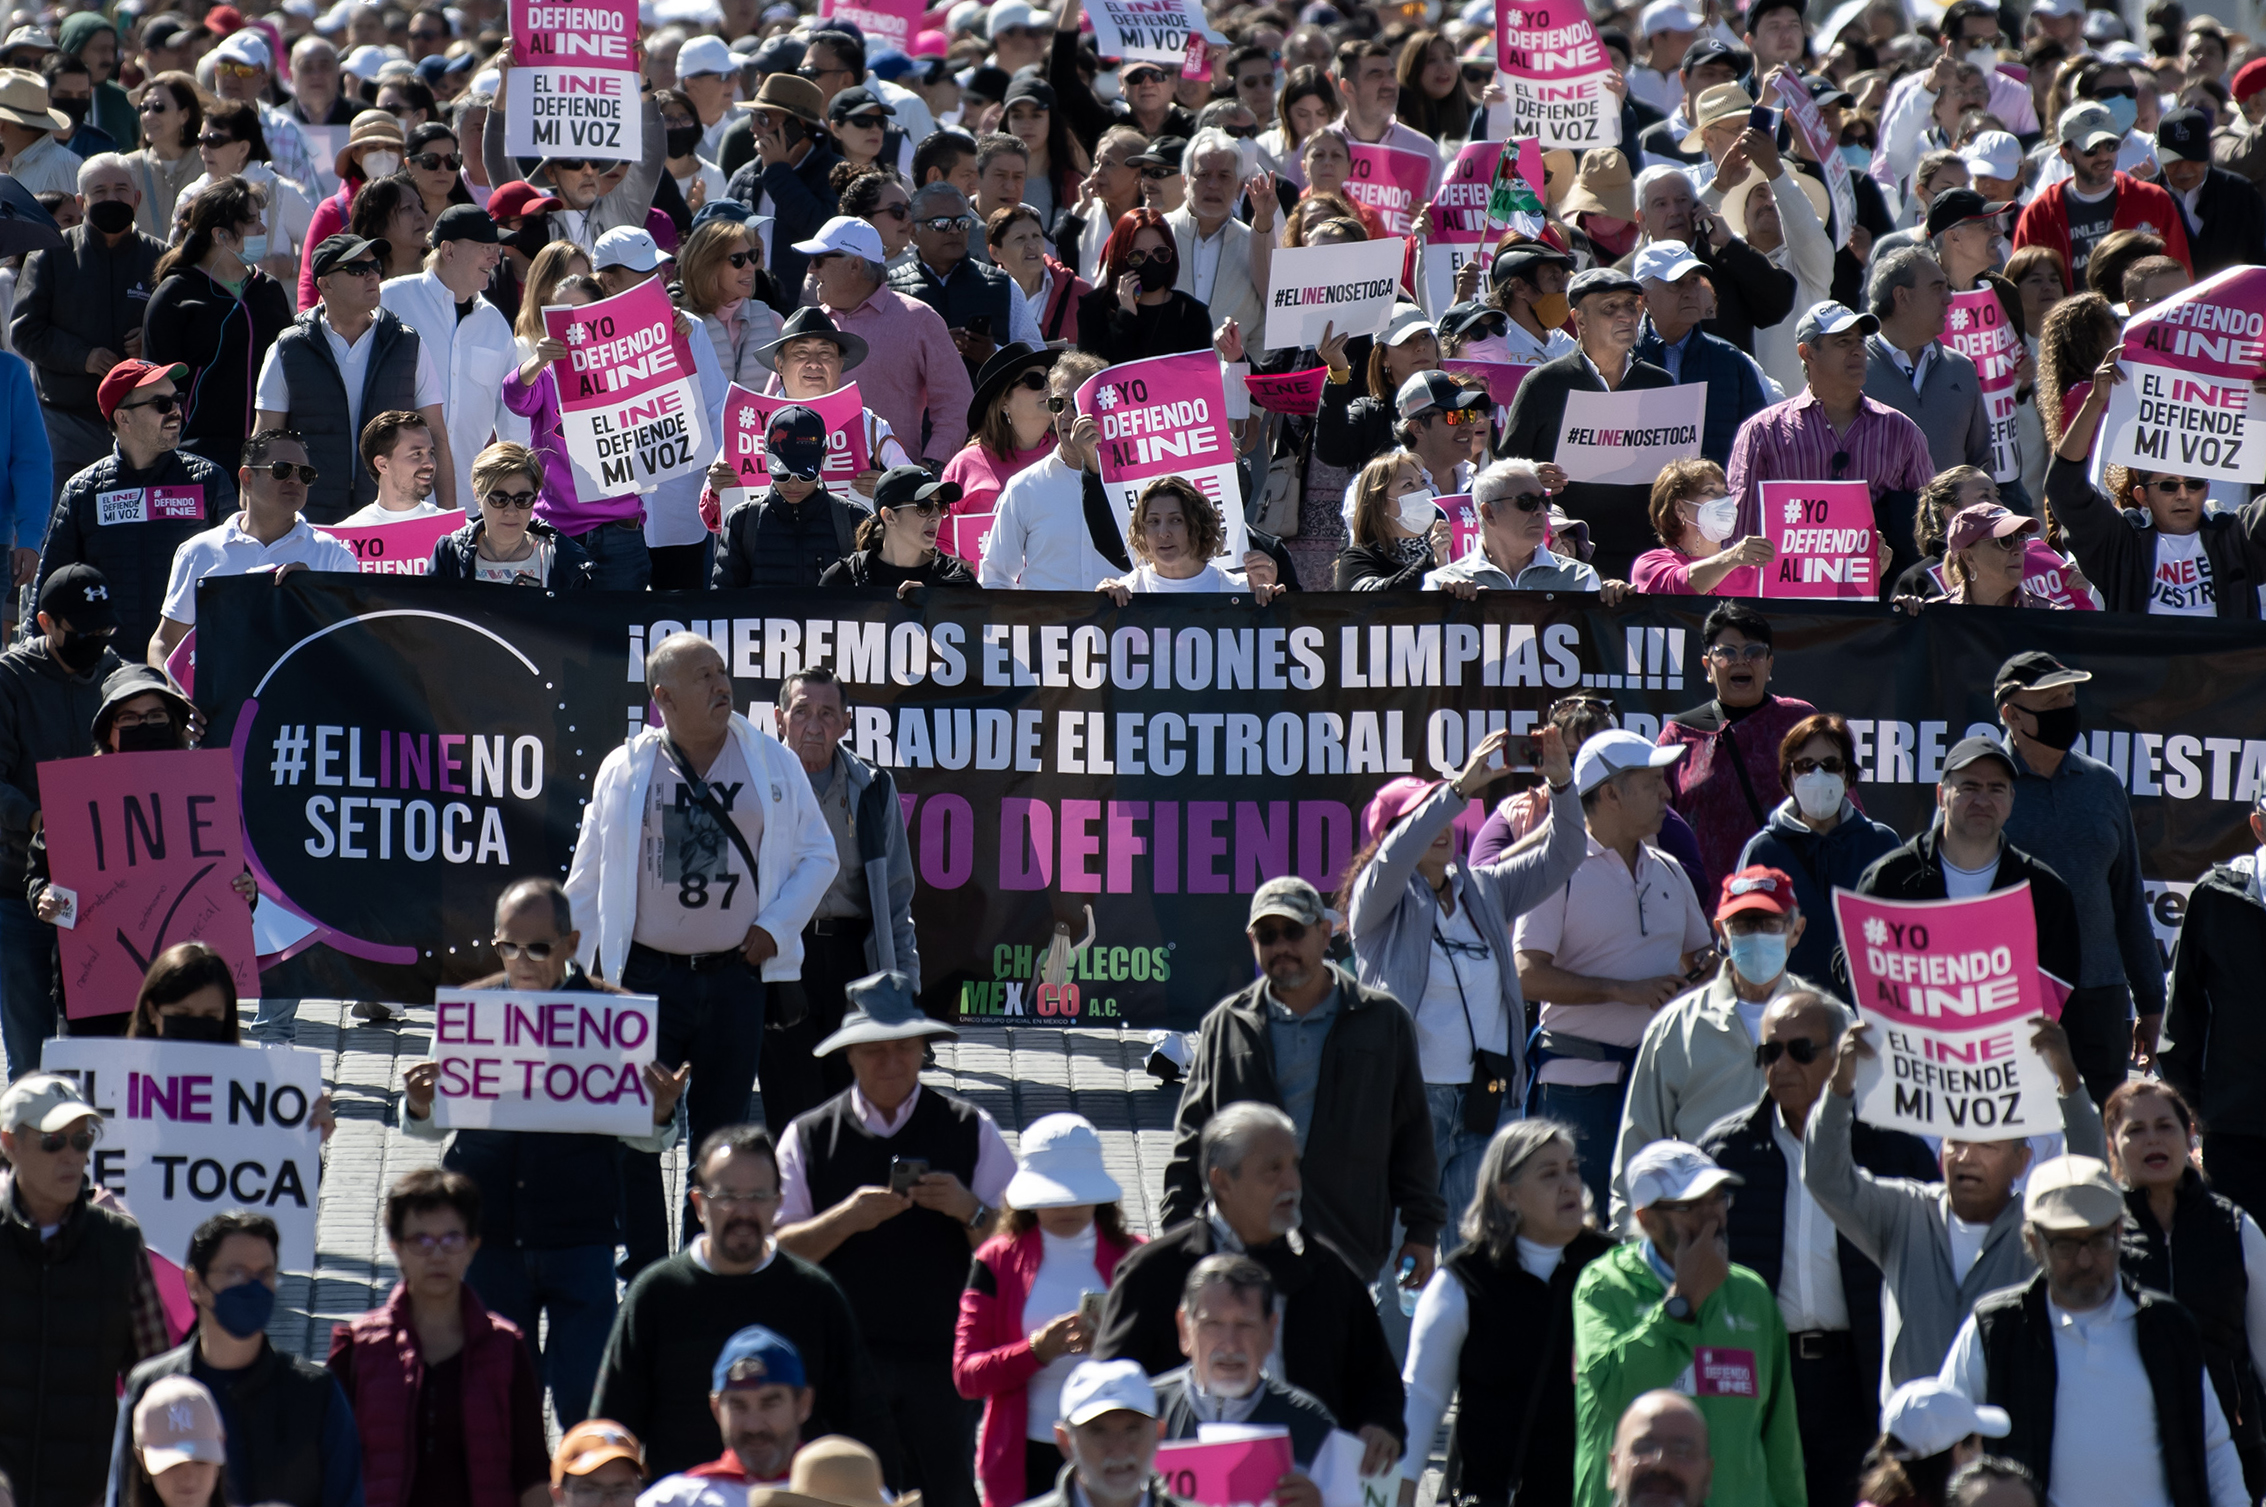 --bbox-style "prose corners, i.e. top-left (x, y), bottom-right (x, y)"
top-left (324, 510), bottom-right (468, 576)
top-left (1442, 360), bottom-right (1536, 408)
top-left (820, 0), bottom-right (922, 51)
top-left (2022, 539), bottom-right (2097, 609)
top-left (1180, 31), bottom-right (1212, 80)
top-left (723, 381), bottom-right (871, 489)
top-left (39, 749), bottom-right (259, 1019)
top-left (1076, 350), bottom-right (1248, 561)
top-left (96, 484), bottom-right (206, 526)
top-left (505, 0), bottom-right (641, 161)
top-left (938, 512), bottom-right (998, 564)
top-left (1942, 289), bottom-right (2024, 483)
top-left (1344, 141), bottom-right (1433, 236)
top-left (1245, 367), bottom-right (1328, 416)
top-left (164, 630), bottom-right (195, 700)
top-left (544, 277), bottom-right (710, 500)
top-left (1155, 1434), bottom-right (1297, 1507)
top-left (2100, 265), bottom-right (2266, 482)
top-left (1424, 141), bottom-right (1502, 311)
top-left (1833, 886), bottom-right (2067, 1137)
top-left (1758, 480), bottom-right (1877, 599)
top-left (1772, 70), bottom-right (1853, 248)
top-left (1440, 493), bottom-right (1480, 558)
top-left (1494, 0), bottom-right (1620, 147)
